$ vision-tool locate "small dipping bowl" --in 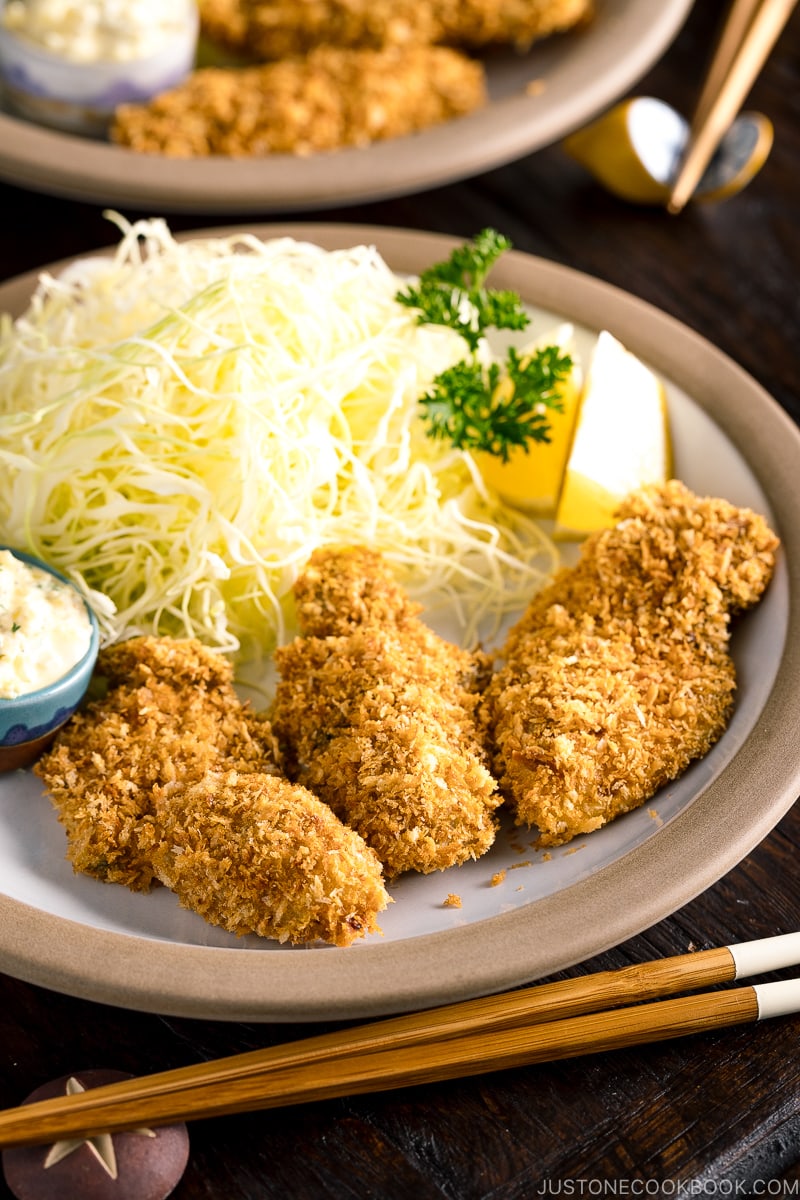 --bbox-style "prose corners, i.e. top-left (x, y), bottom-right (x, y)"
top-left (0, 0), bottom-right (198, 137)
top-left (0, 547), bottom-right (99, 772)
